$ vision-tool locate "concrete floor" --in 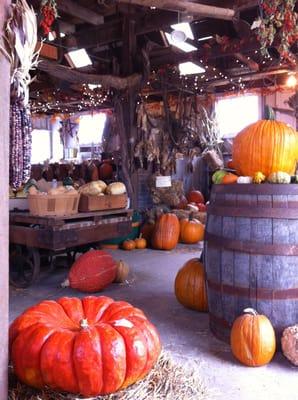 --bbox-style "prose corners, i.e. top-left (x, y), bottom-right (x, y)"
top-left (10, 245), bottom-right (298, 400)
